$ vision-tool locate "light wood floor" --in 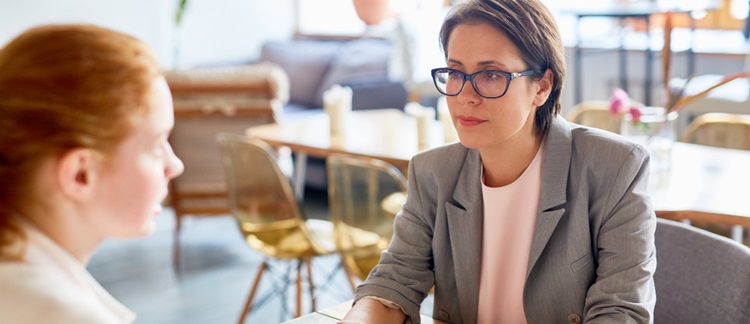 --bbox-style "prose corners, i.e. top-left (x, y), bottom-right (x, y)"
top-left (87, 189), bottom-right (355, 324)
